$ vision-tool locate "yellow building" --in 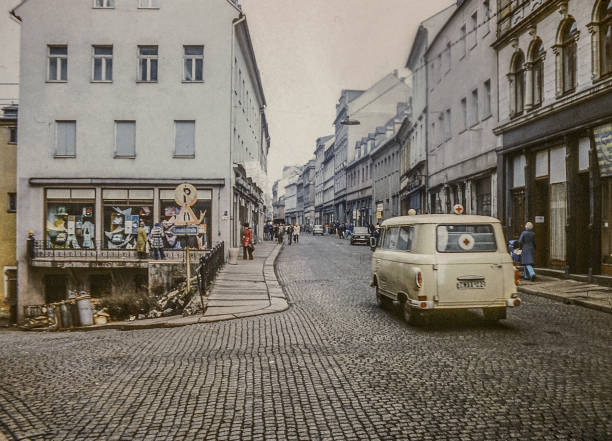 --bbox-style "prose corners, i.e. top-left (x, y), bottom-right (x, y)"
top-left (0, 105), bottom-right (17, 323)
